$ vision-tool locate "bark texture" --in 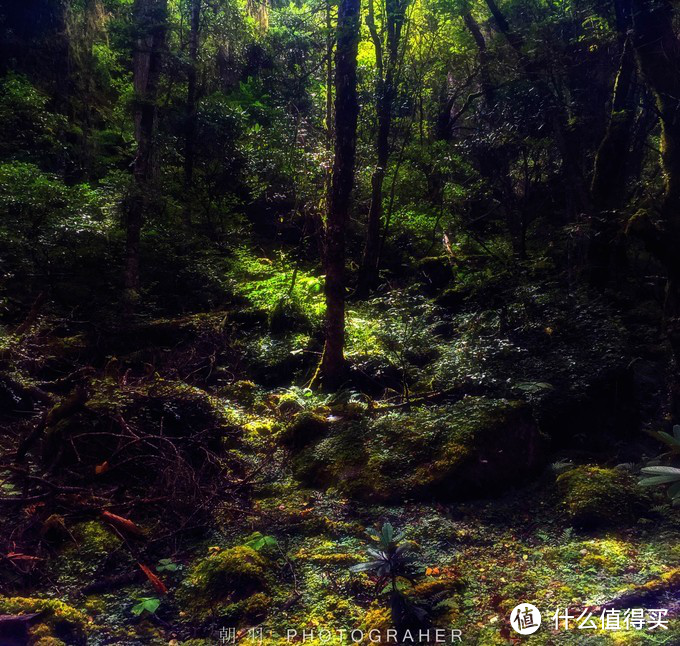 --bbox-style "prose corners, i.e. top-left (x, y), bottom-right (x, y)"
top-left (629, 0), bottom-right (680, 416)
top-left (124, 0), bottom-right (167, 319)
top-left (320, 0), bottom-right (360, 388)
top-left (356, 0), bottom-right (408, 297)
